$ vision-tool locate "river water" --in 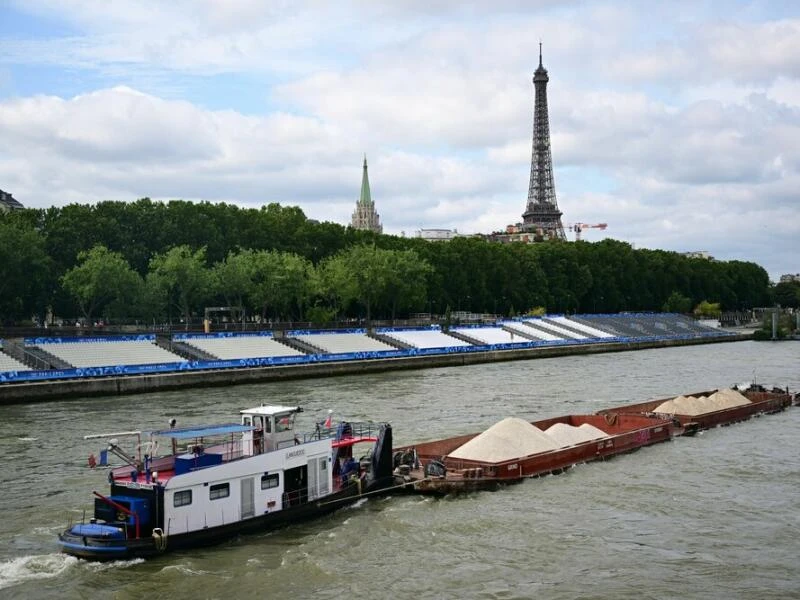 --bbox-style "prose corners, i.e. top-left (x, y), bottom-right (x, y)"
top-left (0, 340), bottom-right (798, 599)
